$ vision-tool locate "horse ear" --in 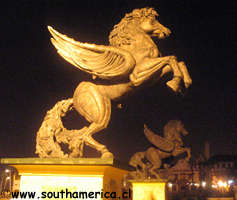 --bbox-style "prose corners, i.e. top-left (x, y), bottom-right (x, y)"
top-left (151, 9), bottom-right (159, 17)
